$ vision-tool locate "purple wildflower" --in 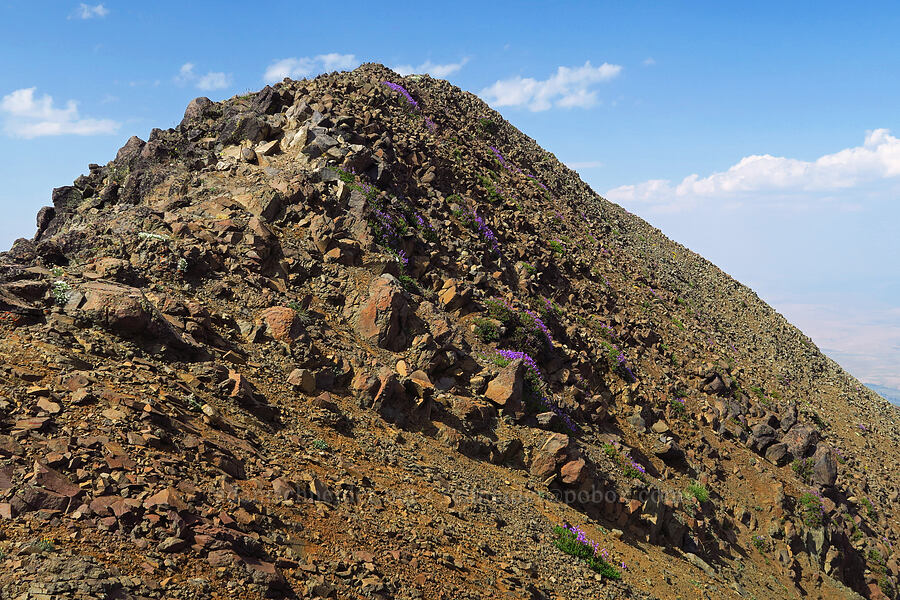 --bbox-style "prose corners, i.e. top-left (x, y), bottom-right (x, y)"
top-left (424, 117), bottom-right (436, 131)
top-left (542, 397), bottom-right (578, 433)
top-left (382, 81), bottom-right (418, 108)
top-left (495, 349), bottom-right (541, 381)
top-left (523, 308), bottom-right (553, 347)
top-left (472, 209), bottom-right (500, 253)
